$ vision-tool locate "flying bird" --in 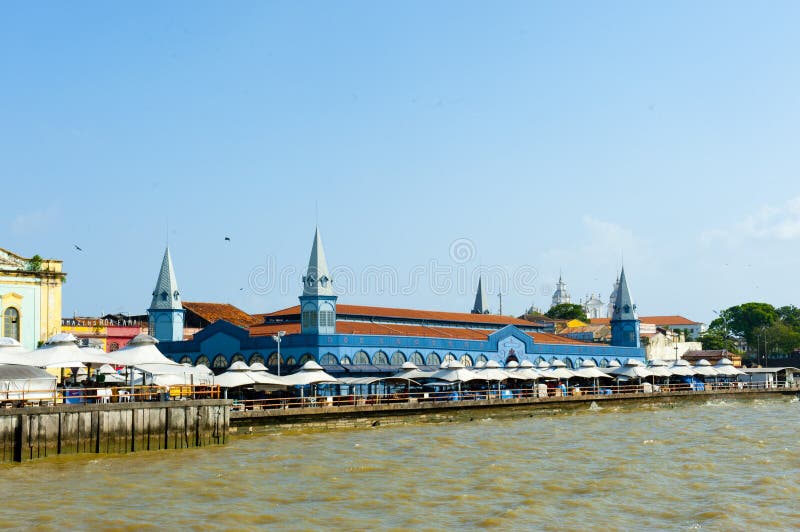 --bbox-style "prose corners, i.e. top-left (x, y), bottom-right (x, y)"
top-left (74, 245), bottom-right (83, 251)
top-left (224, 237), bottom-right (231, 242)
